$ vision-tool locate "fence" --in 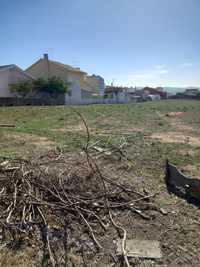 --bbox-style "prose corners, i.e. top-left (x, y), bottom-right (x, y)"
top-left (0, 96), bottom-right (65, 106)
